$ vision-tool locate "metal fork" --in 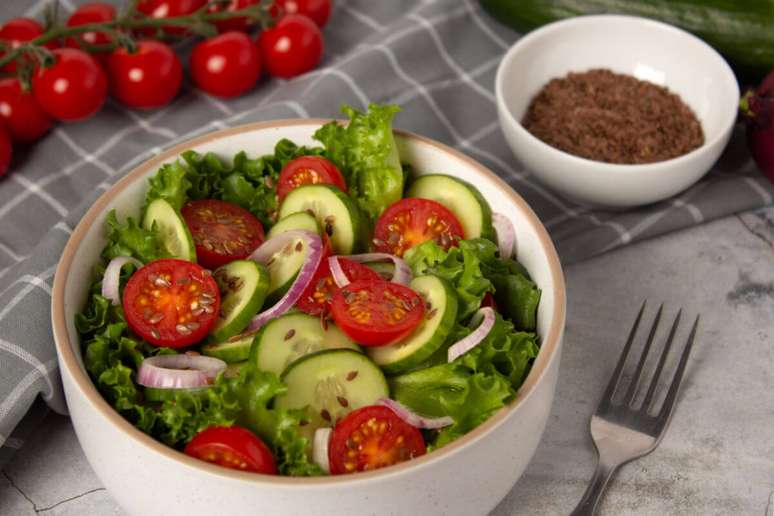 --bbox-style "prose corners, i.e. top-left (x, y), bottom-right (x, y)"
top-left (570, 302), bottom-right (700, 516)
